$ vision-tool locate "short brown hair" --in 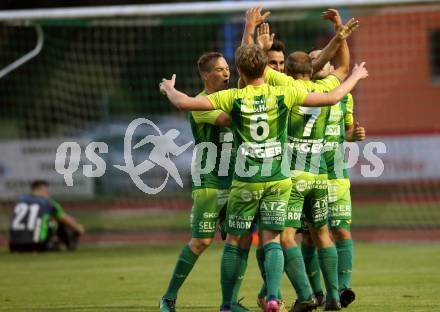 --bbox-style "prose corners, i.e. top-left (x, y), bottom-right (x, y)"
top-left (197, 52), bottom-right (224, 74)
top-left (269, 40), bottom-right (286, 55)
top-left (235, 44), bottom-right (267, 80)
top-left (31, 180), bottom-right (48, 191)
top-left (285, 51), bottom-right (313, 76)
